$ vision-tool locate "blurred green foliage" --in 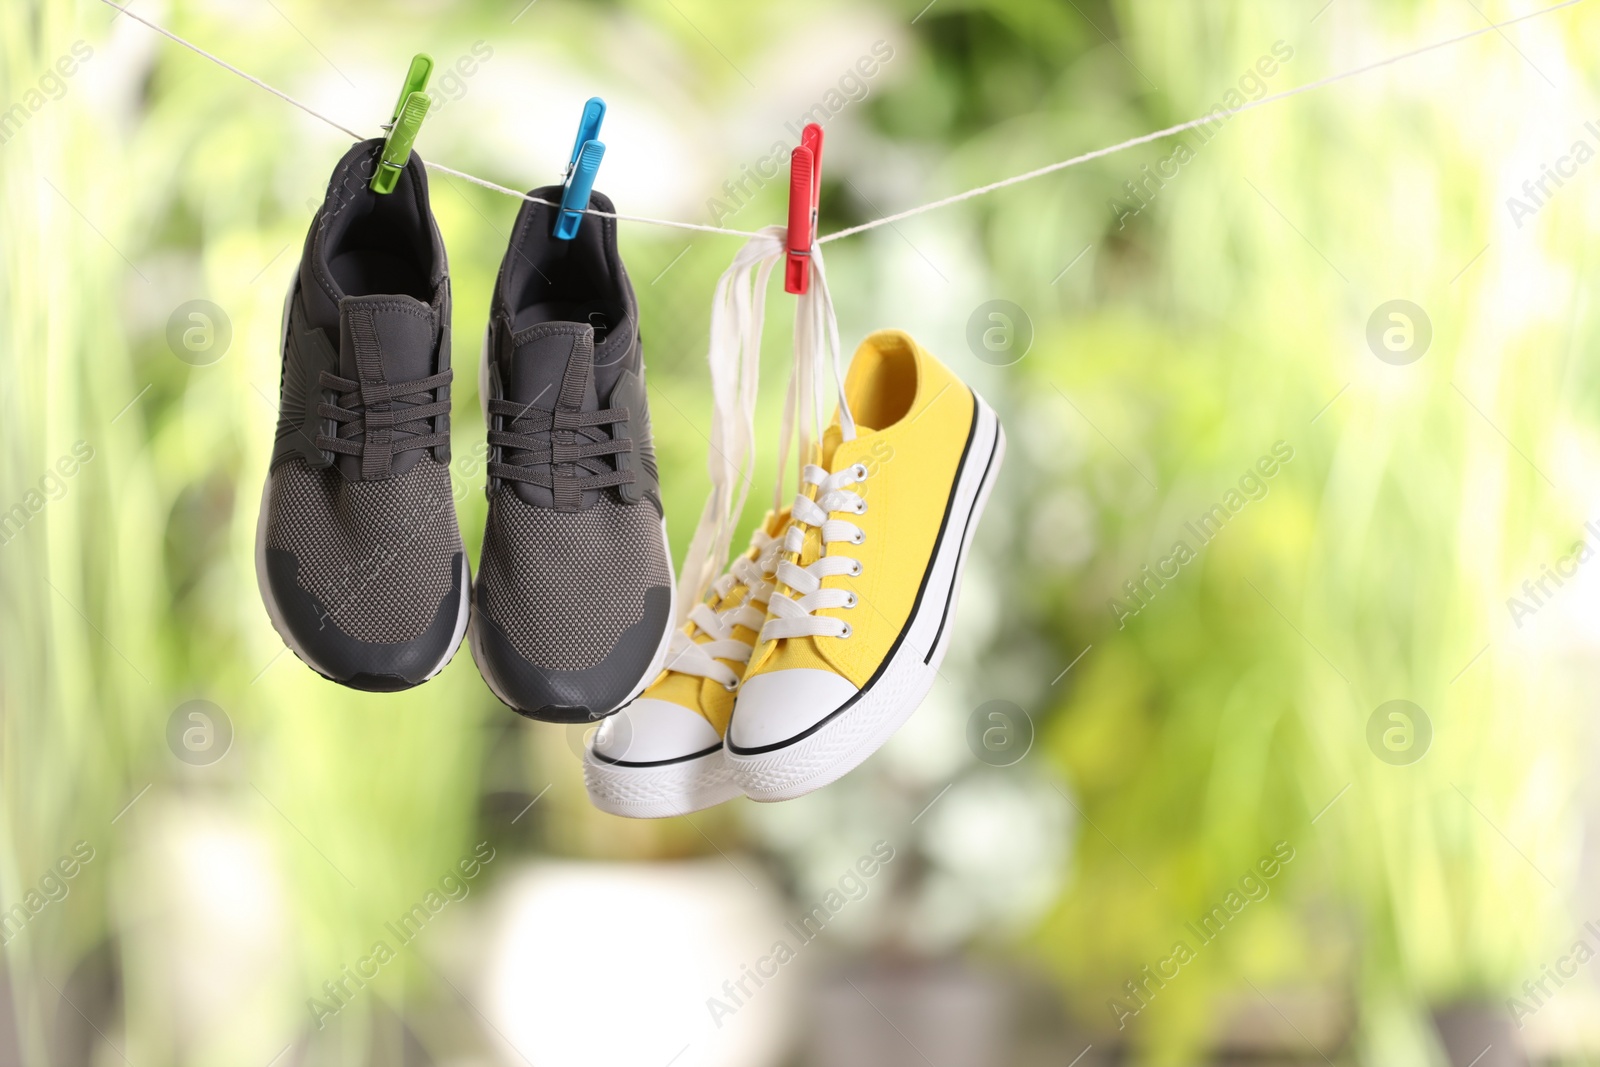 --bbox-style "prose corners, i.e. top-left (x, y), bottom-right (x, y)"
top-left (3, 0), bottom-right (1598, 1064)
